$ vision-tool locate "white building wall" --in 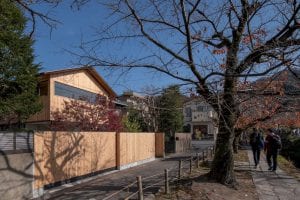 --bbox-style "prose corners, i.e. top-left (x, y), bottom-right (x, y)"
top-left (183, 99), bottom-right (218, 140)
